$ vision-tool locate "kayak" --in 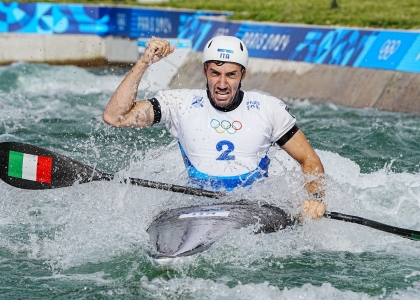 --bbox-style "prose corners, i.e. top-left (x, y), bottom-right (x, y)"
top-left (147, 200), bottom-right (295, 260)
